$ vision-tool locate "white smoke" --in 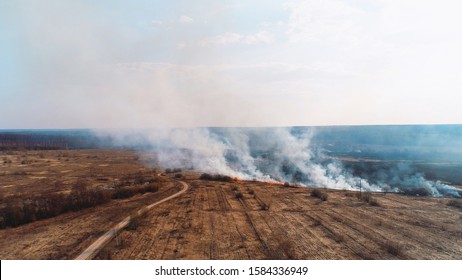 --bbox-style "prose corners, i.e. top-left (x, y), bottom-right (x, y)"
top-left (97, 127), bottom-right (460, 197)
